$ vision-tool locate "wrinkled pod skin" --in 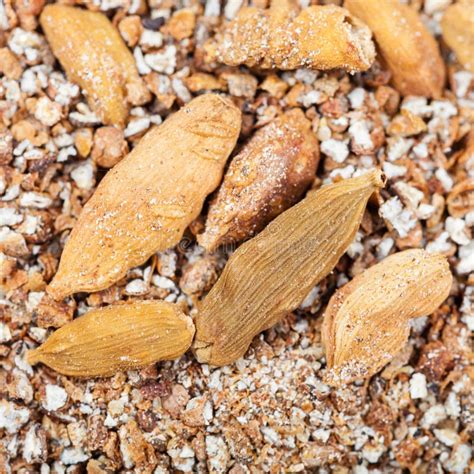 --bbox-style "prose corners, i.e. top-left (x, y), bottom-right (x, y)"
top-left (321, 249), bottom-right (453, 386)
top-left (194, 170), bottom-right (385, 366)
top-left (27, 301), bottom-right (195, 377)
top-left (47, 94), bottom-right (241, 300)
top-left (198, 108), bottom-right (320, 251)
